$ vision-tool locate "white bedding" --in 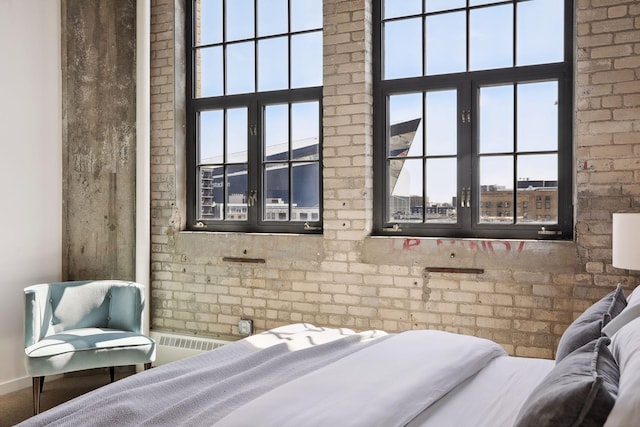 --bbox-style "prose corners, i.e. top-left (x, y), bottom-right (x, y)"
top-left (216, 330), bottom-right (506, 427)
top-left (19, 324), bottom-right (548, 427)
top-left (408, 356), bottom-right (554, 427)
